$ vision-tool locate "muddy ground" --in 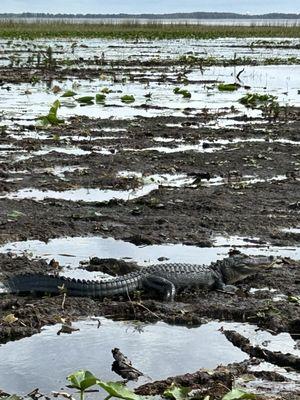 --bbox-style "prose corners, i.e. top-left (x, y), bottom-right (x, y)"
top-left (0, 111), bottom-right (300, 246)
top-left (0, 48), bottom-right (300, 399)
